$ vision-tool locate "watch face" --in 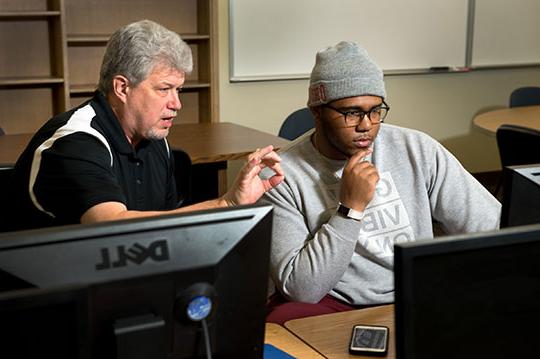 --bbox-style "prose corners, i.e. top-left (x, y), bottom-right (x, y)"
top-left (337, 204), bottom-right (351, 217)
